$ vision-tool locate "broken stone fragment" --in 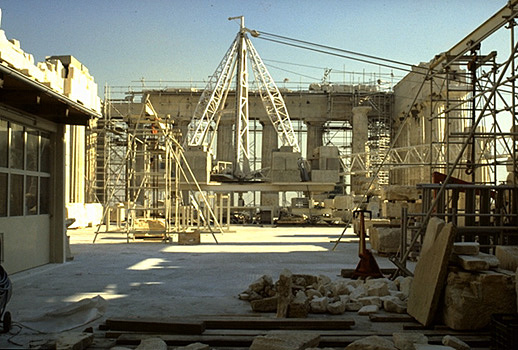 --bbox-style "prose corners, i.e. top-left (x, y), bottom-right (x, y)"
top-left (56, 332), bottom-right (94, 350)
top-left (249, 331), bottom-right (320, 350)
top-left (345, 301), bottom-right (363, 312)
top-left (327, 300), bottom-right (346, 315)
top-left (251, 296), bottom-right (278, 312)
top-left (250, 275), bottom-right (273, 293)
top-left (392, 332), bottom-right (428, 350)
top-left (248, 291), bottom-right (263, 301)
top-left (288, 291), bottom-right (309, 318)
top-left (318, 274), bottom-right (332, 286)
top-left (441, 335), bottom-right (470, 350)
top-left (306, 289), bottom-right (322, 299)
top-left (174, 343), bottom-right (210, 350)
top-left (389, 290), bottom-right (407, 301)
top-left (349, 285), bottom-right (368, 300)
top-left (495, 245), bottom-right (518, 271)
top-left (238, 292), bottom-right (250, 300)
top-left (310, 296), bottom-right (328, 313)
top-left (292, 274), bottom-right (318, 287)
top-left (276, 269), bottom-right (293, 318)
top-left (358, 296), bottom-right (382, 307)
top-left (330, 280), bottom-right (350, 296)
top-left (398, 277), bottom-right (413, 298)
top-left (358, 304), bottom-right (379, 315)
top-left (345, 335), bottom-right (397, 350)
top-left (136, 337), bottom-right (168, 350)
top-left (367, 280), bottom-right (390, 297)
top-left (383, 296), bottom-right (407, 314)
